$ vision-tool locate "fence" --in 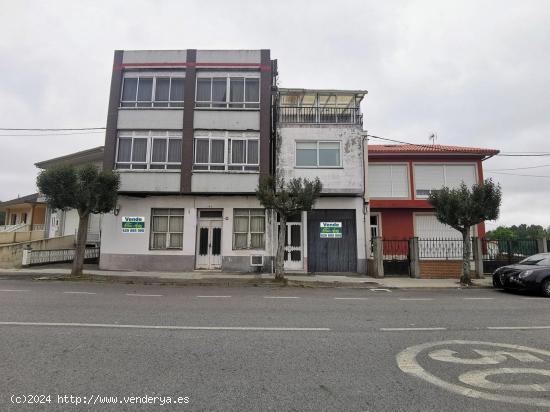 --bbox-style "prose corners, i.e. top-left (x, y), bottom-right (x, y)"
top-left (381, 239), bottom-right (410, 276)
top-left (278, 106), bottom-right (363, 125)
top-left (481, 238), bottom-right (539, 274)
top-left (24, 247), bottom-right (100, 266)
